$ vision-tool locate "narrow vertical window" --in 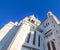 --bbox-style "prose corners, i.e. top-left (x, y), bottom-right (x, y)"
top-left (51, 41), bottom-right (56, 50)
top-left (26, 32), bottom-right (31, 43)
top-left (33, 31), bottom-right (36, 45)
top-left (38, 35), bottom-right (40, 47)
top-left (47, 42), bottom-right (51, 50)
